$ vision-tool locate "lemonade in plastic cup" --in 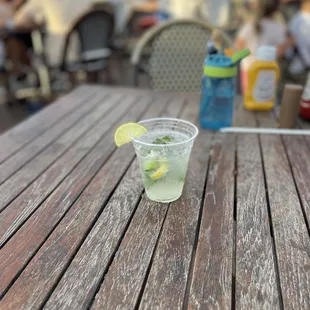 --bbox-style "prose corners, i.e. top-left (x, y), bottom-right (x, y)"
top-left (132, 118), bottom-right (198, 203)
